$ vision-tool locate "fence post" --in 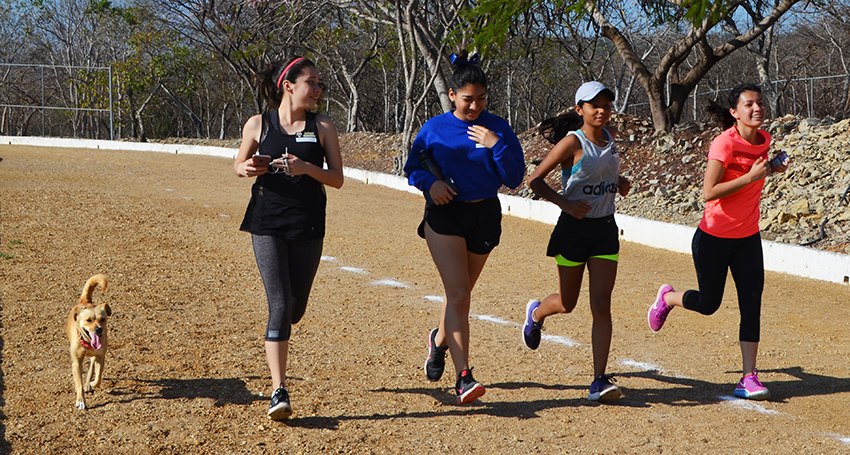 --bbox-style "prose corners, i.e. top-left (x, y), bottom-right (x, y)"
top-left (109, 65), bottom-right (114, 141)
top-left (41, 66), bottom-right (45, 136)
